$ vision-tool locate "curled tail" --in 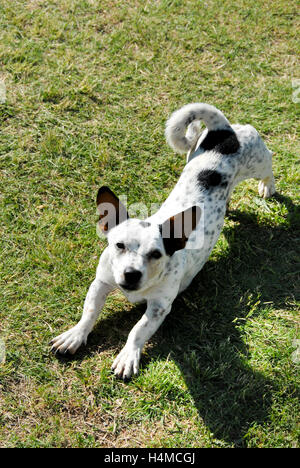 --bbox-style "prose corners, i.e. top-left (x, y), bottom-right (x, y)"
top-left (165, 103), bottom-right (233, 154)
